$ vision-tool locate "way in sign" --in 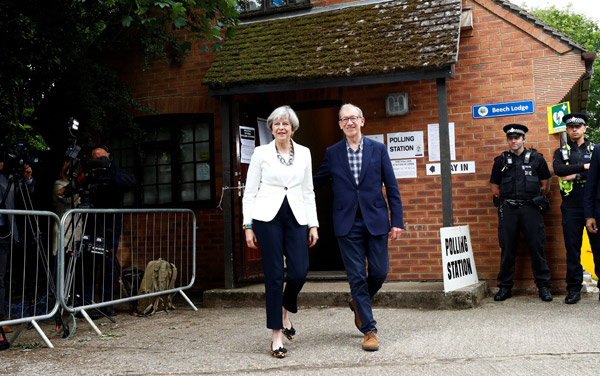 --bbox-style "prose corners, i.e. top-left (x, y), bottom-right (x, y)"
top-left (426, 161), bottom-right (476, 176)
